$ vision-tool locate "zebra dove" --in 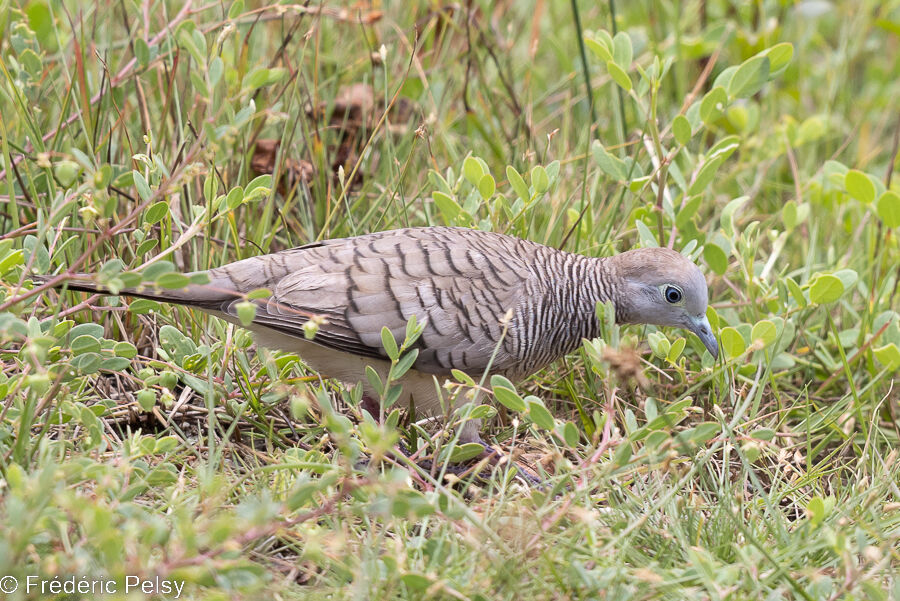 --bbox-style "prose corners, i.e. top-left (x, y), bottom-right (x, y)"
top-left (37, 226), bottom-right (717, 447)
